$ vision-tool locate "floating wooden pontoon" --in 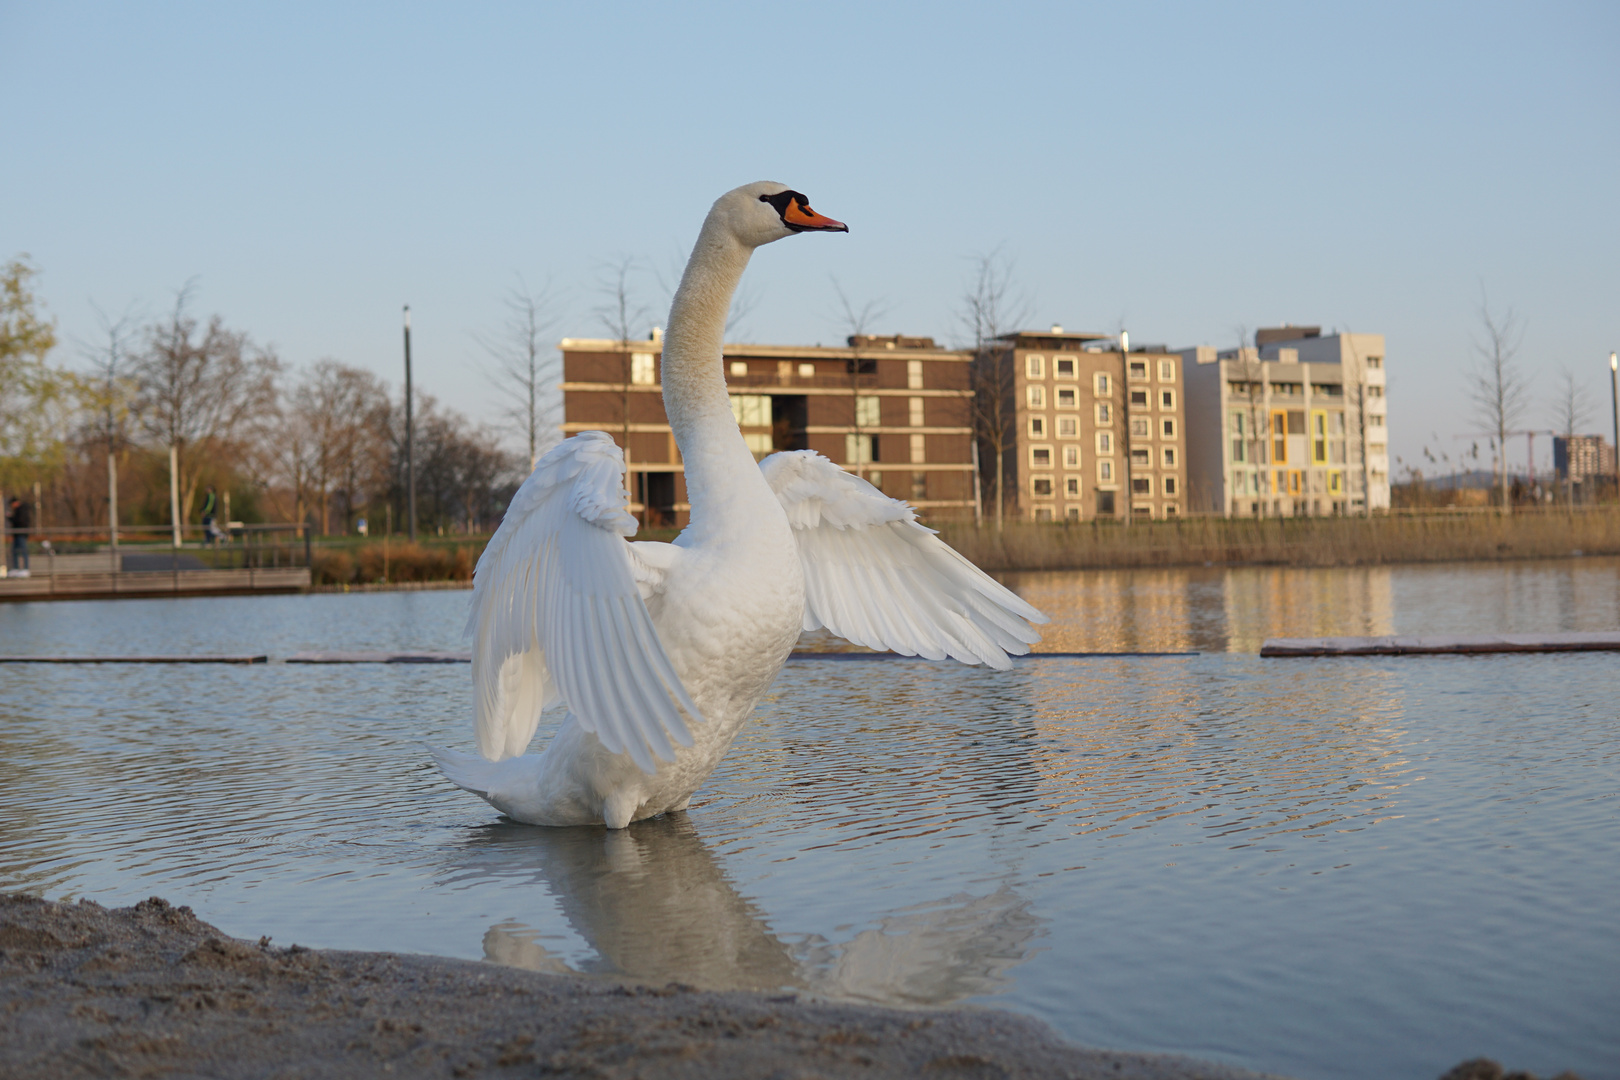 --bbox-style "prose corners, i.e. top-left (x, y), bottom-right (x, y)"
top-left (285, 651), bottom-right (472, 663)
top-left (0, 654), bottom-right (268, 664)
top-left (1261, 631), bottom-right (1620, 657)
